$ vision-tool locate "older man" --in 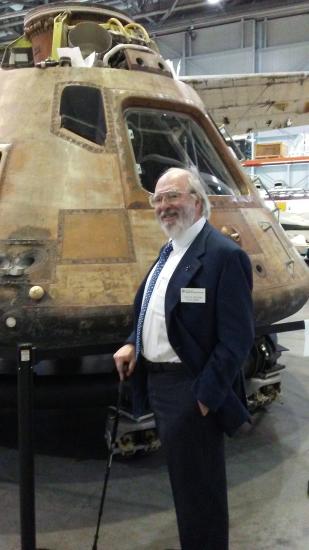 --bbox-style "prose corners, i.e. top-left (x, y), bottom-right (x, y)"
top-left (114, 167), bottom-right (254, 550)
